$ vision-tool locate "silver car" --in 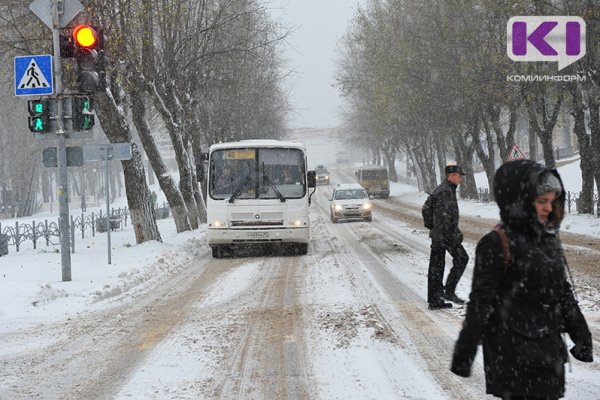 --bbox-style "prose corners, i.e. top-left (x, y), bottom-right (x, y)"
top-left (329, 183), bottom-right (372, 223)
